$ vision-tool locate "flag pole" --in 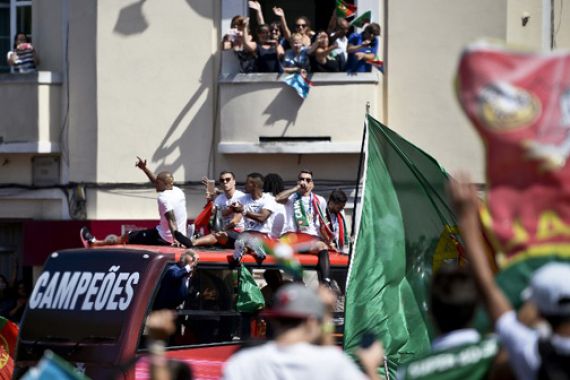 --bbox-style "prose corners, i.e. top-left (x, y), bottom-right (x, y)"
top-left (349, 102), bottom-right (369, 256)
